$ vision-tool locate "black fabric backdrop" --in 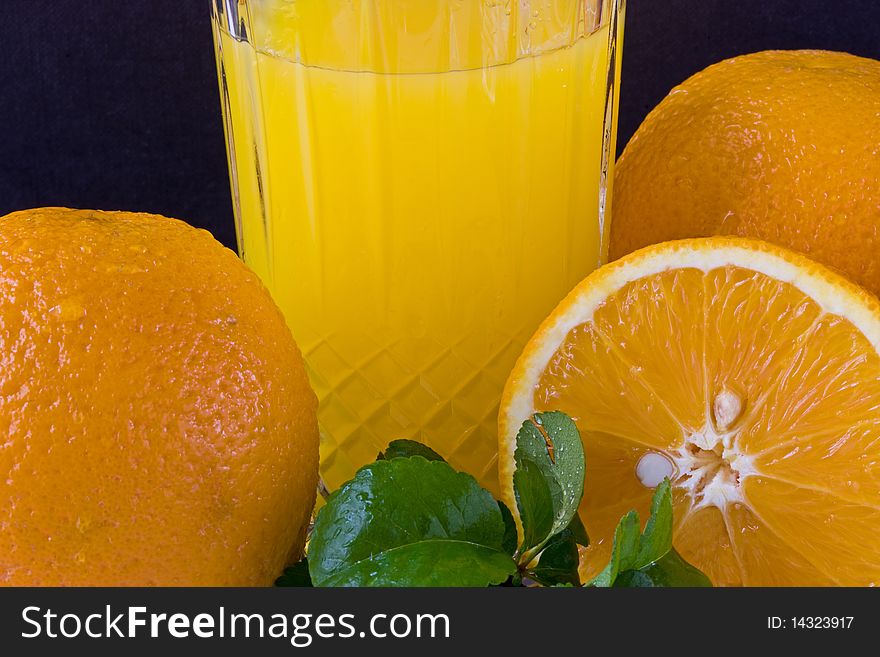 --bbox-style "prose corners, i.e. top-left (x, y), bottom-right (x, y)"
top-left (1, 0), bottom-right (879, 250)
